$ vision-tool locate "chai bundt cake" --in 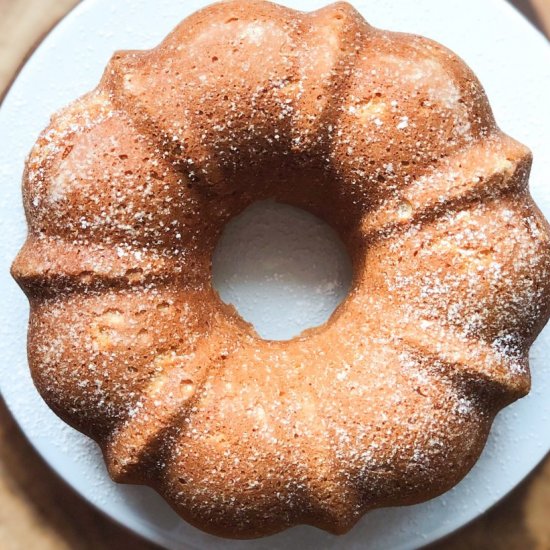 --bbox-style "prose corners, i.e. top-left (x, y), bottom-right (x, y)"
top-left (11, 0), bottom-right (550, 539)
